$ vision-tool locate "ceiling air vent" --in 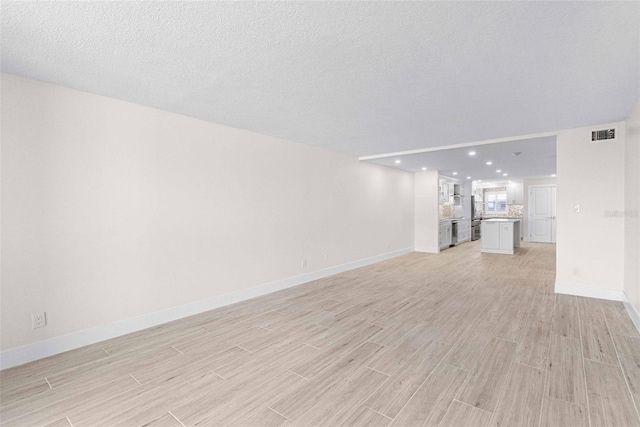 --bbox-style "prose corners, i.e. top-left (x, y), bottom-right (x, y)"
top-left (591, 128), bottom-right (617, 142)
